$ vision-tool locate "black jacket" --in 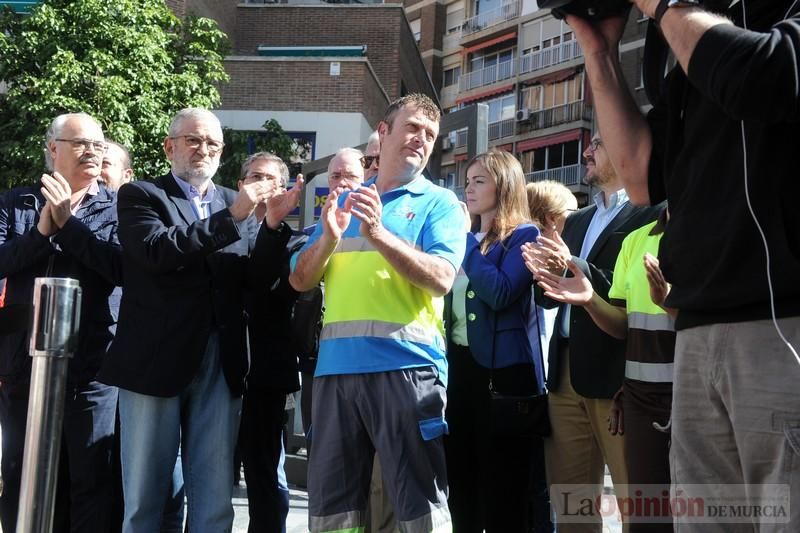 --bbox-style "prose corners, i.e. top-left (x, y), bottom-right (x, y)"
top-left (0, 183), bottom-right (122, 385)
top-left (545, 200), bottom-right (661, 399)
top-left (647, 0), bottom-right (800, 328)
top-left (244, 230), bottom-right (304, 394)
top-left (99, 174), bottom-right (289, 397)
